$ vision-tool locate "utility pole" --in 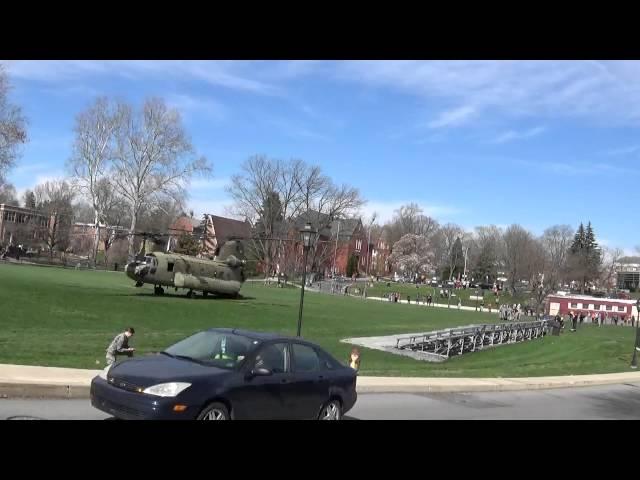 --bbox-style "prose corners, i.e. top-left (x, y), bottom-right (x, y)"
top-left (362, 214), bottom-right (377, 299)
